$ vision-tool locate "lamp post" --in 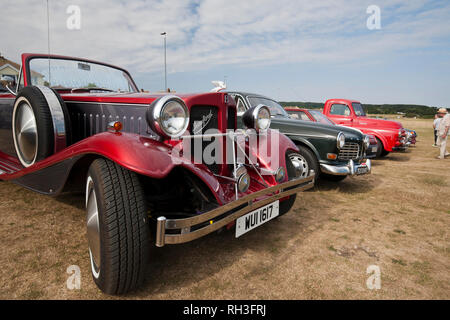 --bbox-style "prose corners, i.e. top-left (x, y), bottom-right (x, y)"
top-left (161, 32), bottom-right (167, 91)
top-left (47, 0), bottom-right (51, 85)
